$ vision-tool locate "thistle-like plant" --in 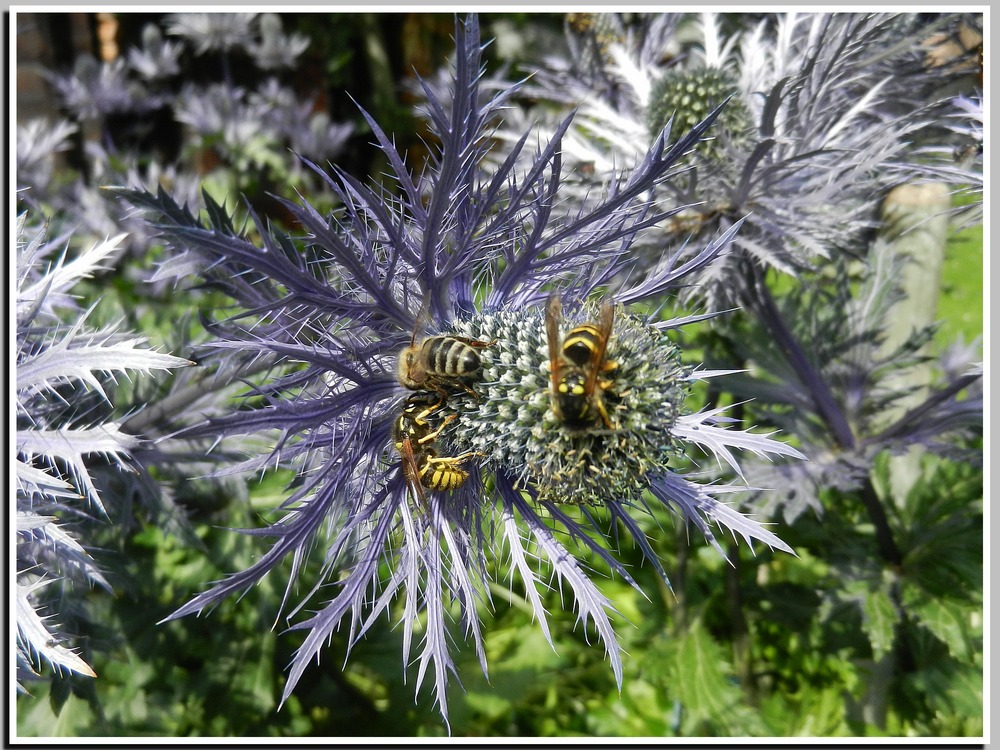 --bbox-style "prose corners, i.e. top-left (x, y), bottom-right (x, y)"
top-left (493, 12), bottom-right (982, 309)
top-left (111, 15), bottom-right (804, 723)
top-left (15, 212), bottom-right (191, 687)
top-left (716, 247), bottom-right (982, 524)
top-left (22, 12), bottom-right (351, 255)
top-left (482, 10), bottom-right (984, 531)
